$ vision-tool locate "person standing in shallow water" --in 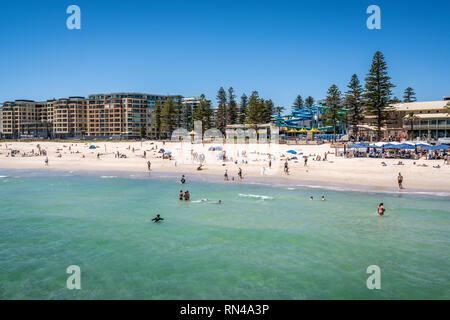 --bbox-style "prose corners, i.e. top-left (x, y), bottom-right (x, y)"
top-left (184, 190), bottom-right (190, 201)
top-left (398, 172), bottom-right (404, 189)
top-left (179, 190), bottom-right (184, 200)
